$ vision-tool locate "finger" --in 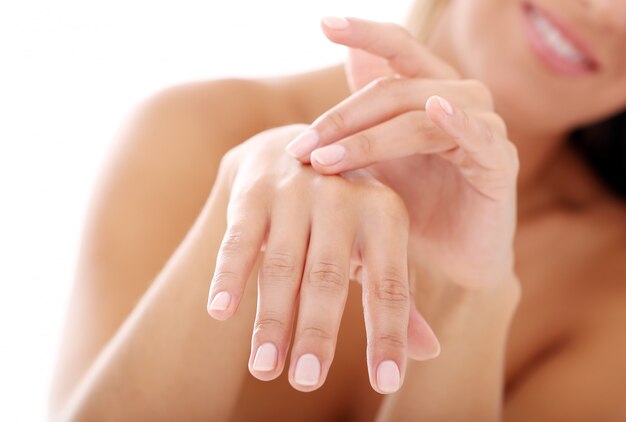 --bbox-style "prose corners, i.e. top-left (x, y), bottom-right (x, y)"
top-left (320, 17), bottom-right (459, 79)
top-left (285, 78), bottom-right (490, 161)
top-left (359, 196), bottom-right (411, 394)
top-left (248, 195), bottom-right (311, 380)
top-left (425, 95), bottom-right (517, 200)
top-left (288, 184), bottom-right (356, 391)
top-left (207, 189), bottom-right (268, 320)
top-left (346, 47), bottom-right (393, 92)
top-left (310, 111), bottom-right (456, 174)
top-left (407, 298), bottom-right (441, 361)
